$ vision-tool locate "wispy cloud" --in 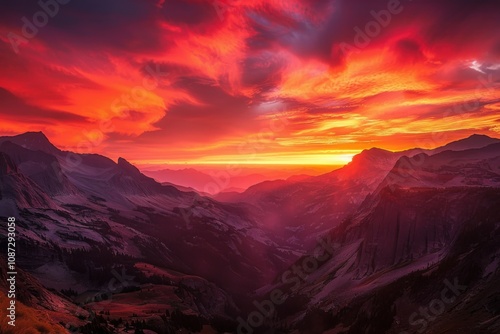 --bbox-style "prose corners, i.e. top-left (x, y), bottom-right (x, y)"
top-left (0, 0), bottom-right (499, 164)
